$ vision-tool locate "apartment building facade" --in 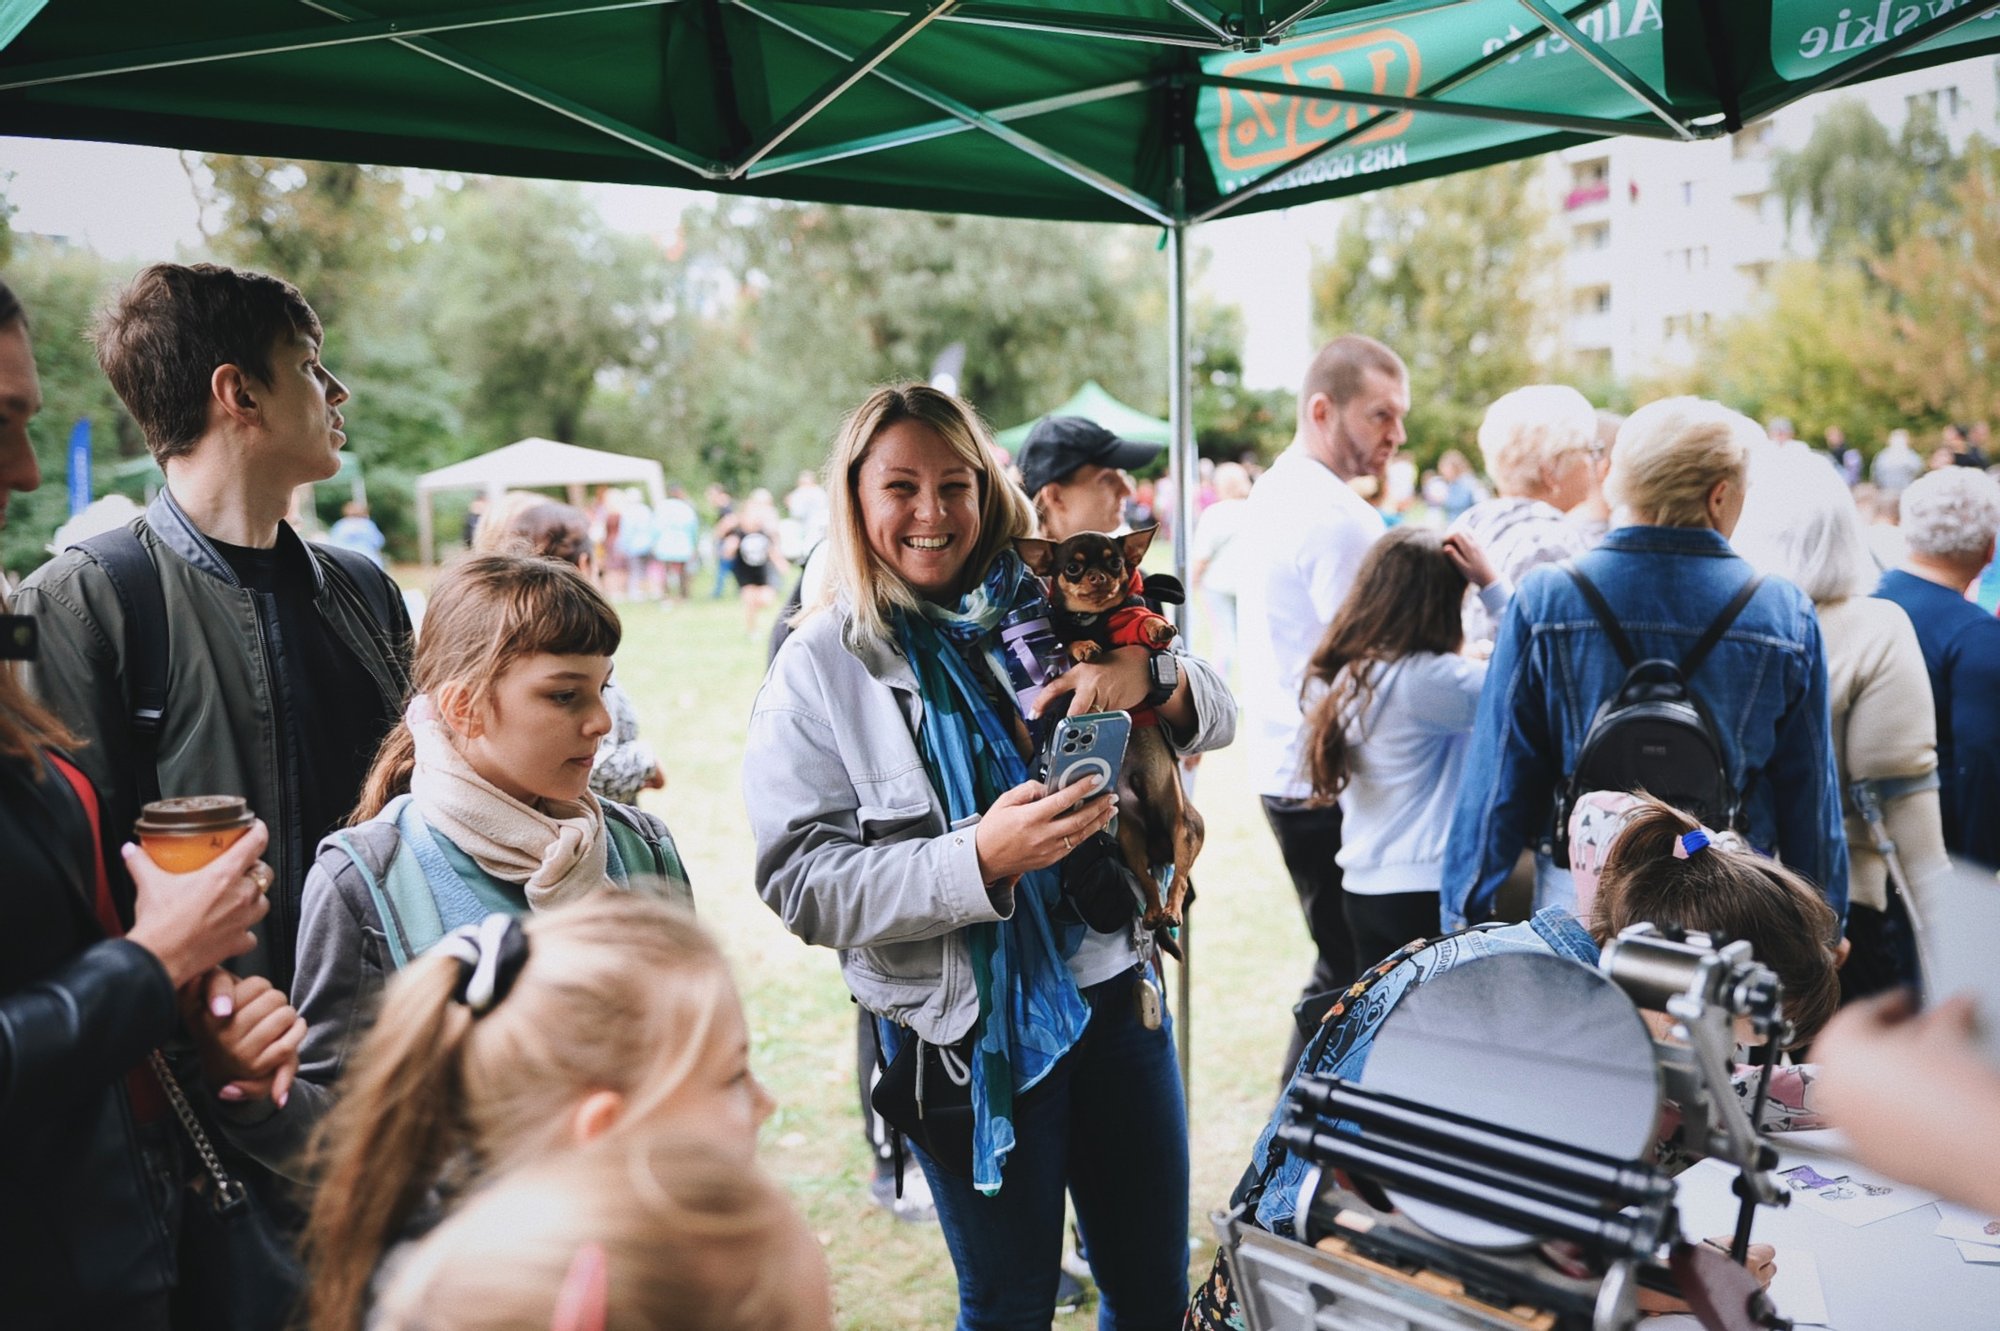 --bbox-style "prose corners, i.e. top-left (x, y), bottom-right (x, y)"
top-left (1556, 55), bottom-right (2000, 383)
